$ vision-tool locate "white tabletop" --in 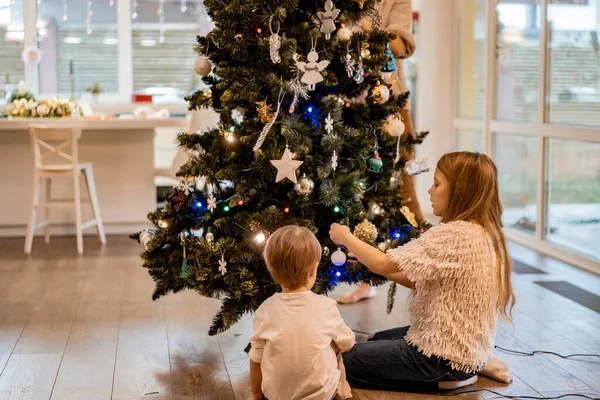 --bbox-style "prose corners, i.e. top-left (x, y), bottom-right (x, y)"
top-left (0, 117), bottom-right (188, 130)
